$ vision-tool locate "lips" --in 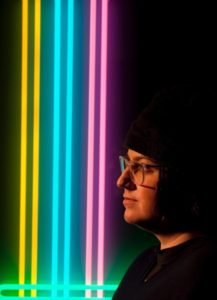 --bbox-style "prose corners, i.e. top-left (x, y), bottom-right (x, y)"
top-left (123, 196), bottom-right (137, 206)
top-left (123, 195), bottom-right (137, 201)
top-left (123, 197), bottom-right (137, 201)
